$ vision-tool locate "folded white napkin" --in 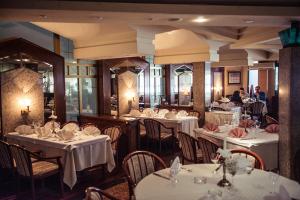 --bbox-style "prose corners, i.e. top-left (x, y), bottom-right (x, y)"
top-left (170, 156), bottom-right (181, 176)
top-left (177, 110), bottom-right (188, 118)
top-left (56, 129), bottom-right (75, 141)
top-left (212, 101), bottom-right (219, 107)
top-left (129, 109), bottom-right (141, 117)
top-left (83, 126), bottom-right (101, 136)
top-left (165, 112), bottom-right (177, 119)
top-left (44, 121), bottom-right (60, 130)
top-left (35, 127), bottom-right (51, 138)
top-left (15, 125), bottom-right (34, 135)
top-left (143, 108), bottom-right (155, 117)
